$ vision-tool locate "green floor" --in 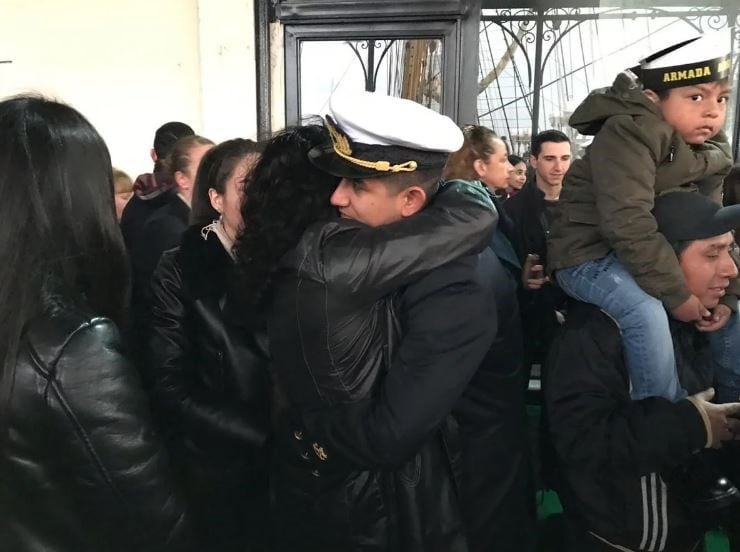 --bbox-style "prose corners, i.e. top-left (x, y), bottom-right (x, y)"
top-left (528, 400), bottom-right (731, 552)
top-left (536, 490), bottom-right (731, 551)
